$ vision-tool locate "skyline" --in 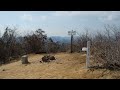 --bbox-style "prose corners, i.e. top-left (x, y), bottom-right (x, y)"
top-left (0, 11), bottom-right (120, 36)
